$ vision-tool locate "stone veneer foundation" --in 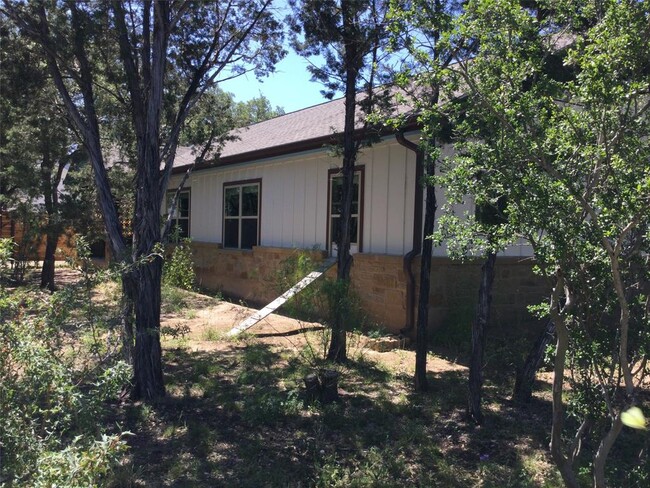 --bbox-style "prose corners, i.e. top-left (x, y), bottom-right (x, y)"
top-left (189, 242), bottom-right (549, 336)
